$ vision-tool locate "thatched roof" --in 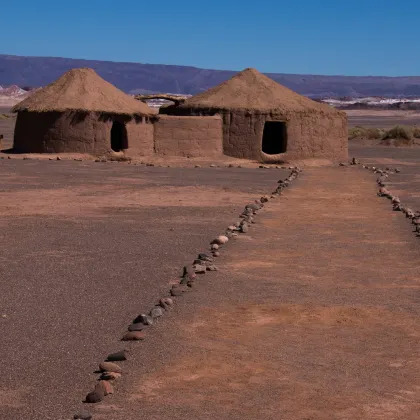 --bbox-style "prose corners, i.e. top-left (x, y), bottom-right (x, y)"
top-left (12, 68), bottom-right (154, 116)
top-left (173, 68), bottom-right (340, 114)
